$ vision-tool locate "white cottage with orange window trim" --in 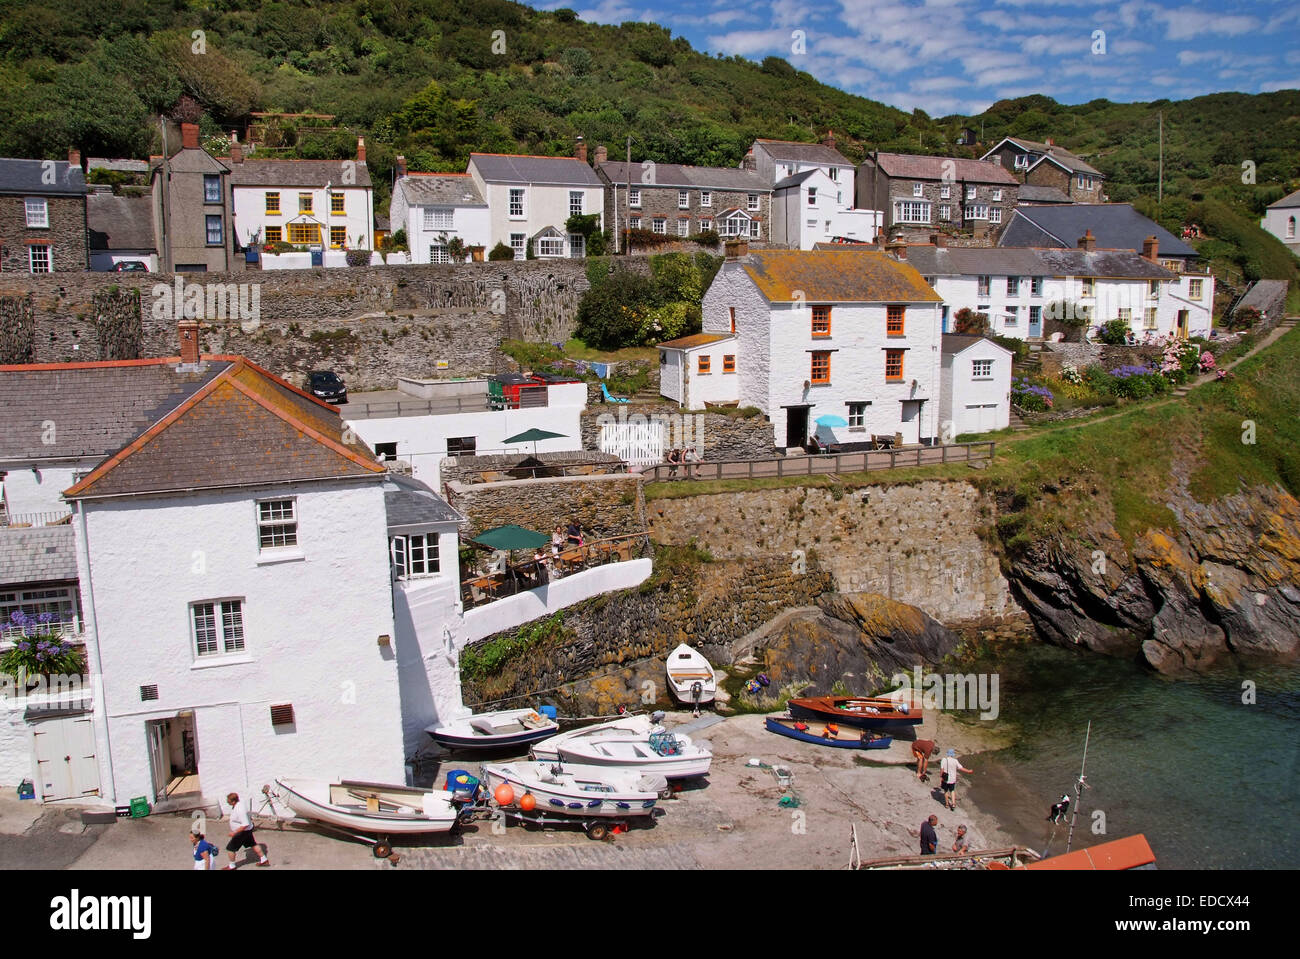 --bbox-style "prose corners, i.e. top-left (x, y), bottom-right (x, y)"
top-left (696, 241), bottom-right (943, 450)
